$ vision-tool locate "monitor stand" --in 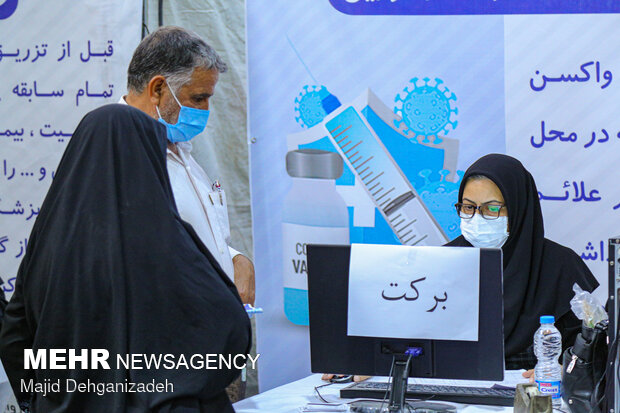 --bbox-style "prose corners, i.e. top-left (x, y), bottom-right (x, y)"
top-left (387, 355), bottom-right (412, 412)
top-left (349, 353), bottom-right (456, 413)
